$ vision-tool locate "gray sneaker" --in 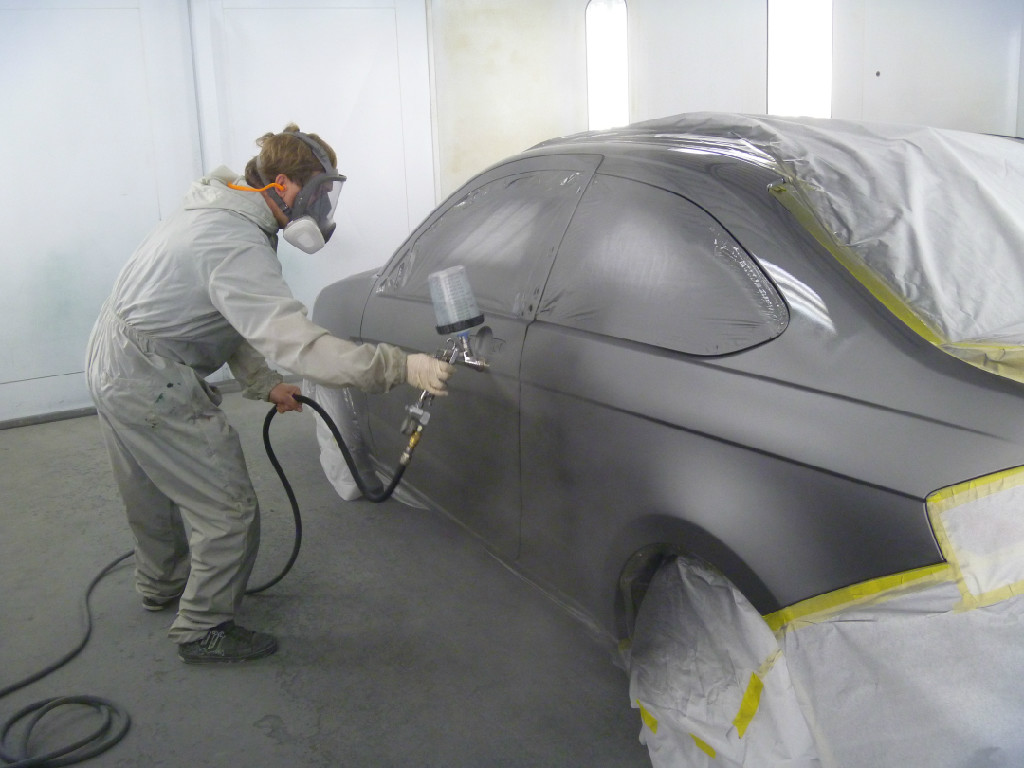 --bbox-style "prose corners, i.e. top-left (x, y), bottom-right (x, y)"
top-left (177, 621), bottom-right (278, 664)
